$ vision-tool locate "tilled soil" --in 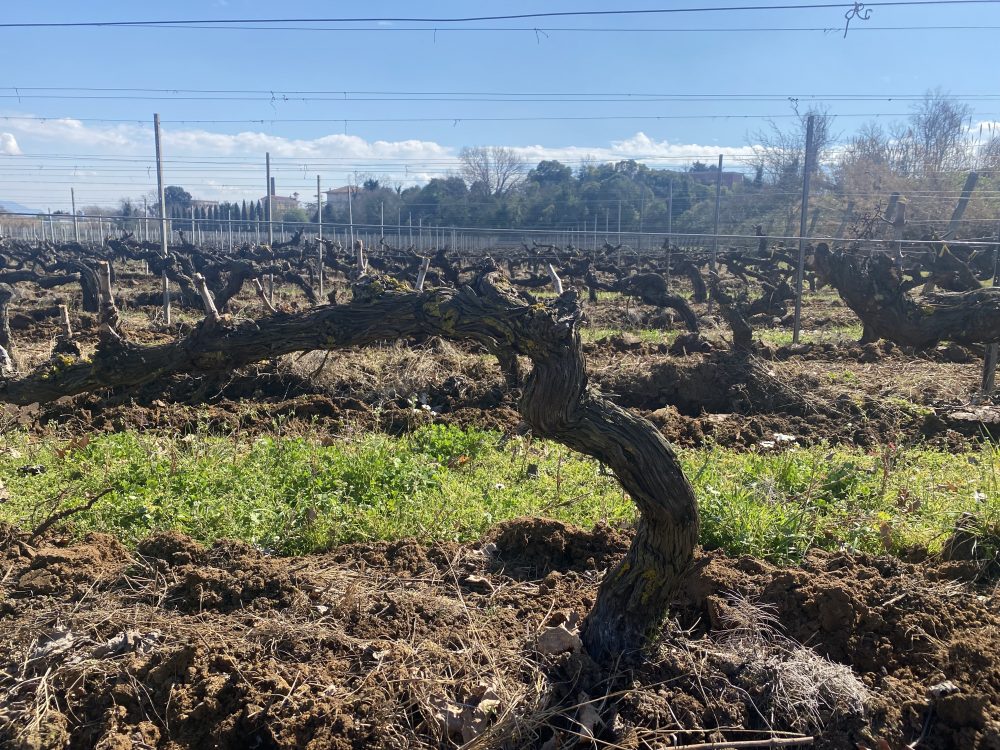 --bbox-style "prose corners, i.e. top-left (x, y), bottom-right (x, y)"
top-left (4, 281), bottom-right (997, 450)
top-left (1, 519), bottom-right (997, 749)
top-left (3, 336), bottom-right (992, 453)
